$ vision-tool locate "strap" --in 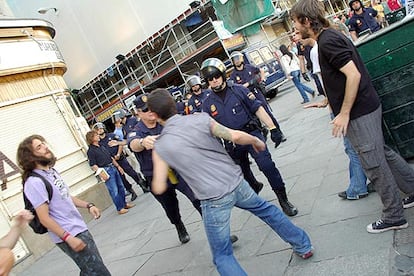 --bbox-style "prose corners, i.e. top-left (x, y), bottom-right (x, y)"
top-left (27, 171), bottom-right (54, 201)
